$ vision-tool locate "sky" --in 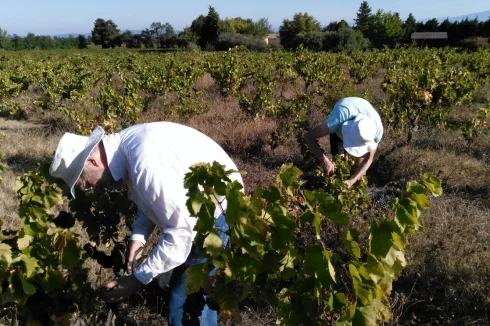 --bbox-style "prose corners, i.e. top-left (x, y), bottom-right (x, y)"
top-left (0, 0), bottom-right (489, 36)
